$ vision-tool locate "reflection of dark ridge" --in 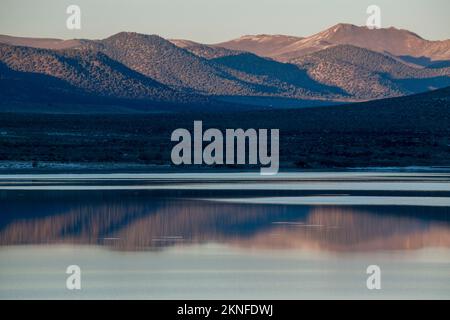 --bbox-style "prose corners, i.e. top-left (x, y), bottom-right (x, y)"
top-left (0, 190), bottom-right (162, 229)
top-left (56, 202), bottom-right (165, 243)
top-left (112, 201), bottom-right (306, 250)
top-left (1, 189), bottom-right (306, 246)
top-left (0, 196), bottom-right (308, 250)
